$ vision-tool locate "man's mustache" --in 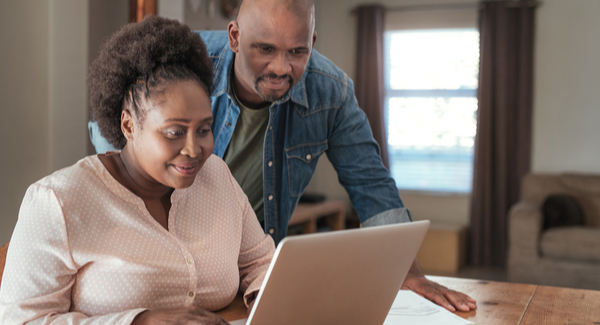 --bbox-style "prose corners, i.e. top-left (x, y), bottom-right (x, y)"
top-left (257, 73), bottom-right (293, 84)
